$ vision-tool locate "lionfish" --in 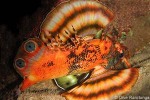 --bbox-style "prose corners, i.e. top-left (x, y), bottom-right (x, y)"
top-left (14, 0), bottom-right (139, 100)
